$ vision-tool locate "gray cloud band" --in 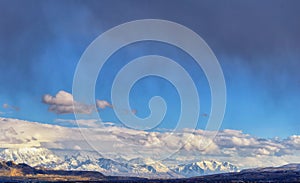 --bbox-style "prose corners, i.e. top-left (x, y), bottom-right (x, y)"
top-left (72, 19), bottom-right (226, 161)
